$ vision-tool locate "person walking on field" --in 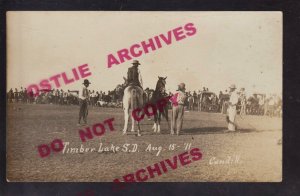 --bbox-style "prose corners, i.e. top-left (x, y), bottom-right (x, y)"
top-left (227, 84), bottom-right (239, 131)
top-left (170, 83), bottom-right (187, 136)
top-left (78, 79), bottom-right (91, 126)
